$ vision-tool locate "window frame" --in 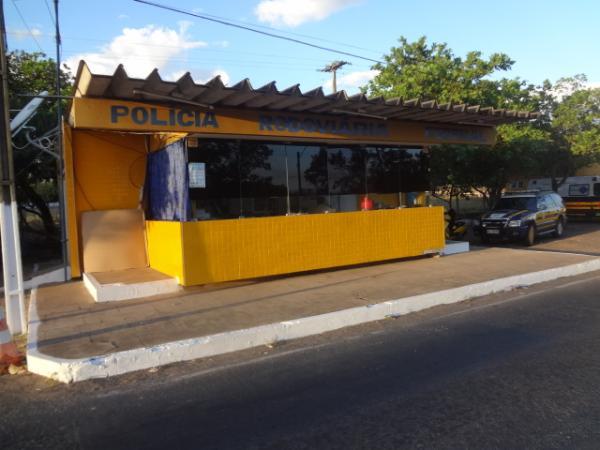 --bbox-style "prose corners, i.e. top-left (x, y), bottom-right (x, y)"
top-left (184, 138), bottom-right (429, 220)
